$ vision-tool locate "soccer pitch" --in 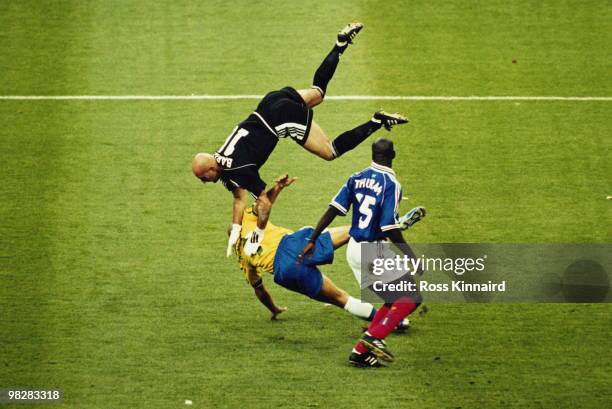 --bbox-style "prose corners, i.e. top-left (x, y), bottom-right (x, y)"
top-left (1, 1), bottom-right (611, 408)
